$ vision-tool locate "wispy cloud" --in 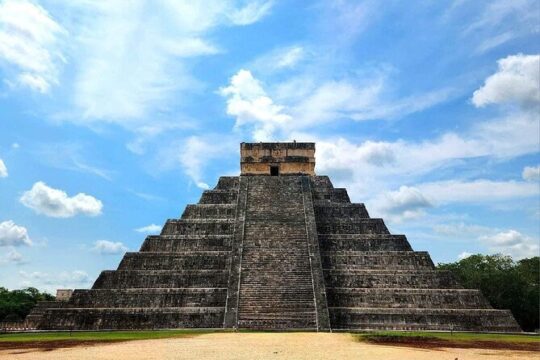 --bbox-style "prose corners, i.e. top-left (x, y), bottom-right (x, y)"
top-left (0, 158), bottom-right (7, 177)
top-left (135, 224), bottom-right (161, 234)
top-left (480, 229), bottom-right (539, 259)
top-left (0, 0), bottom-right (66, 93)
